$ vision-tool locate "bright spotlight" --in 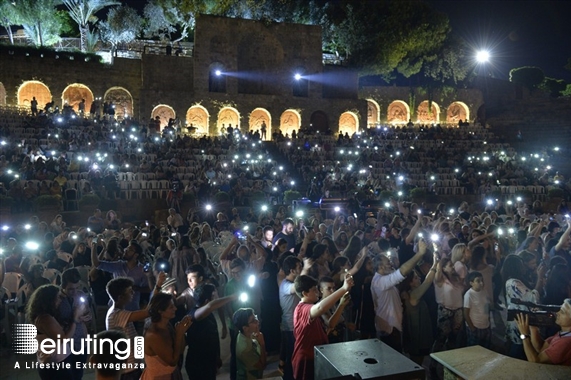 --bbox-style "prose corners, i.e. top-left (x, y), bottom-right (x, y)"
top-left (294, 73), bottom-right (302, 81)
top-left (476, 50), bottom-right (490, 63)
top-left (205, 204), bottom-right (212, 211)
top-left (215, 69), bottom-right (222, 76)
